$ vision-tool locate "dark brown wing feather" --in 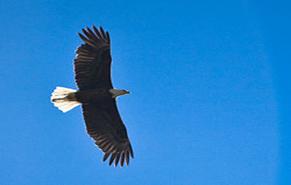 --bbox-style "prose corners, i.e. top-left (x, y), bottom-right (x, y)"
top-left (74, 26), bottom-right (112, 90)
top-left (82, 100), bottom-right (134, 167)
